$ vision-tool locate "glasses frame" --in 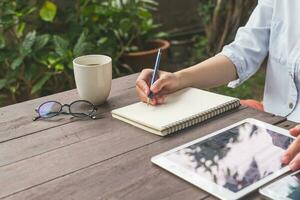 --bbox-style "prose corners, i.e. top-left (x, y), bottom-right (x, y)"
top-left (33, 100), bottom-right (97, 121)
